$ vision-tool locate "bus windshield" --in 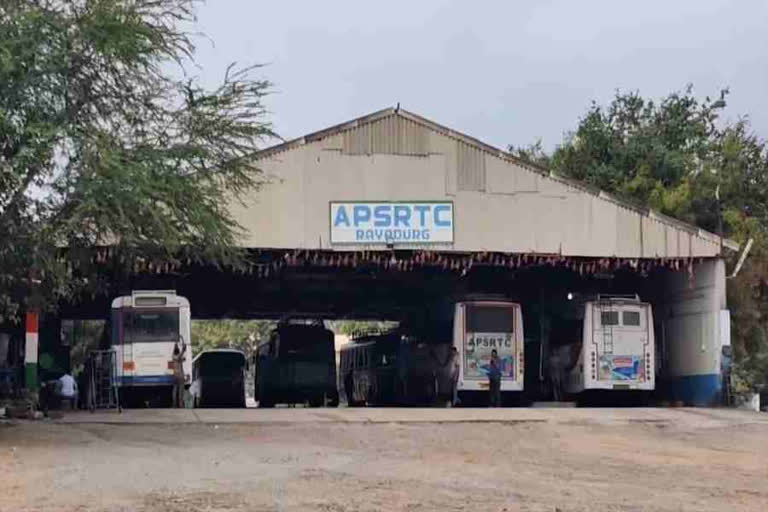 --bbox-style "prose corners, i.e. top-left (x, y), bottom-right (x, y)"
top-left (466, 304), bottom-right (515, 332)
top-left (113, 309), bottom-right (180, 344)
top-left (463, 304), bottom-right (517, 380)
top-left (198, 352), bottom-right (245, 378)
